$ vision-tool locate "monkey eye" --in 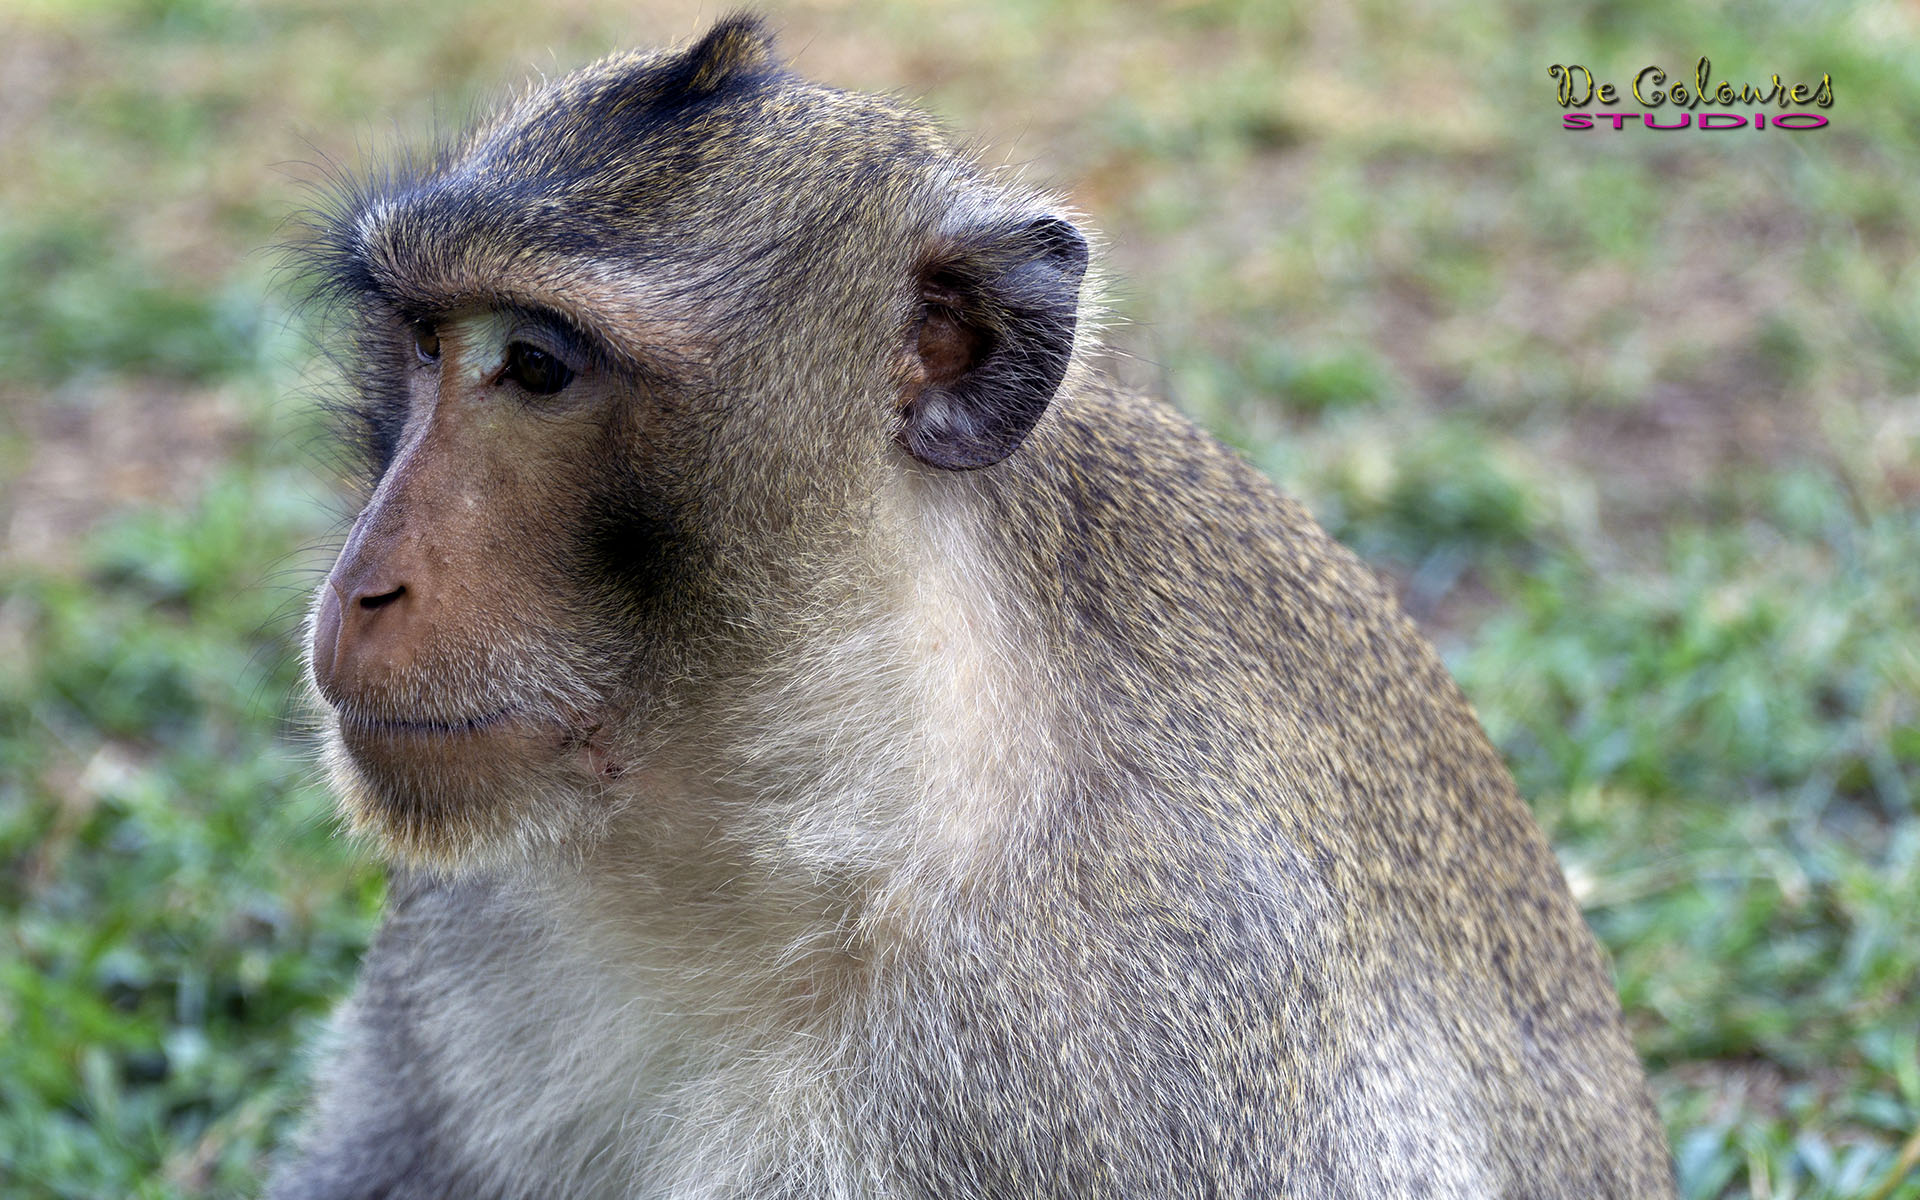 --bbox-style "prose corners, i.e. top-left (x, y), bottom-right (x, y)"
top-left (411, 321), bottom-right (441, 364)
top-left (503, 342), bottom-right (574, 395)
